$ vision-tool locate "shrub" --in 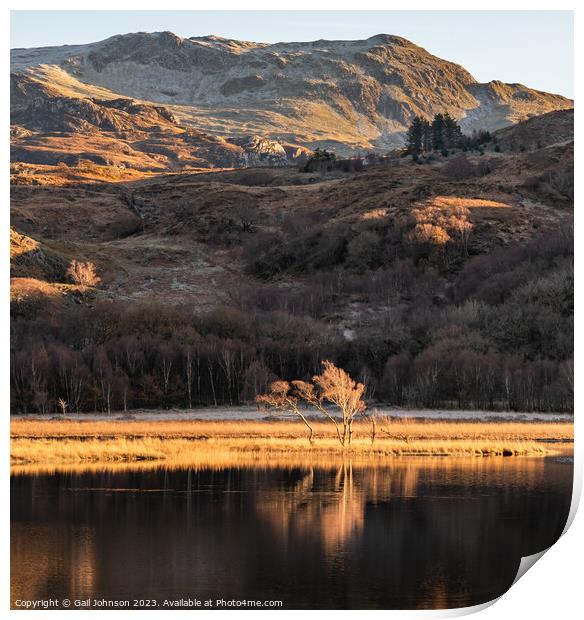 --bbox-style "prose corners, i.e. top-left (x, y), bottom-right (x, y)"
top-left (441, 155), bottom-right (476, 181)
top-left (66, 260), bottom-right (101, 289)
